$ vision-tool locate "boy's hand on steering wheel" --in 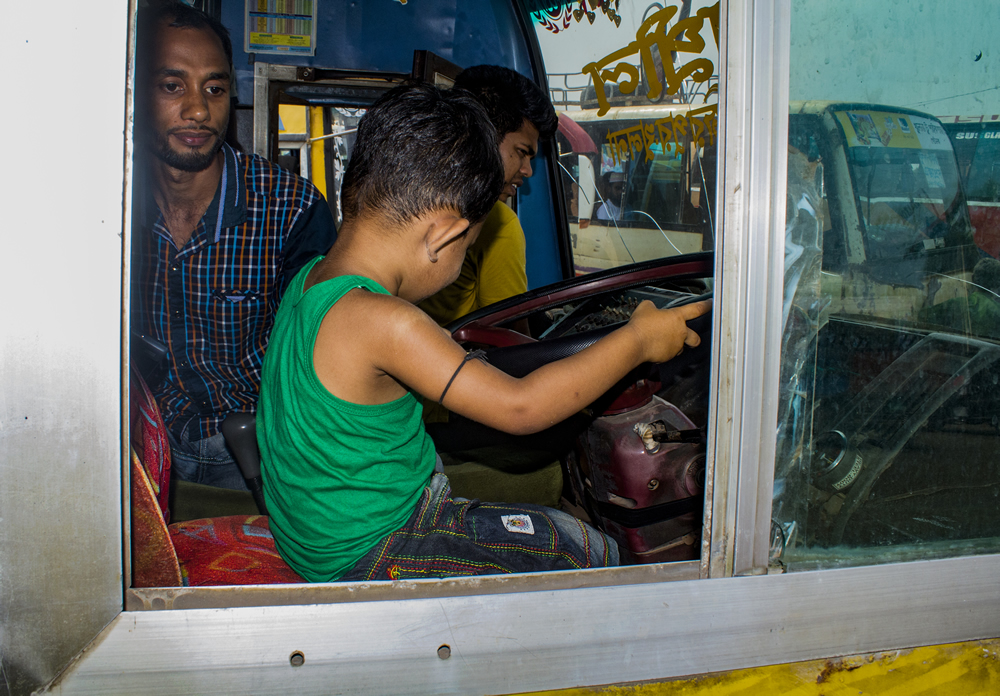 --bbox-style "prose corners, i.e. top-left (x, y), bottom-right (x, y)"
top-left (628, 299), bottom-right (712, 364)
